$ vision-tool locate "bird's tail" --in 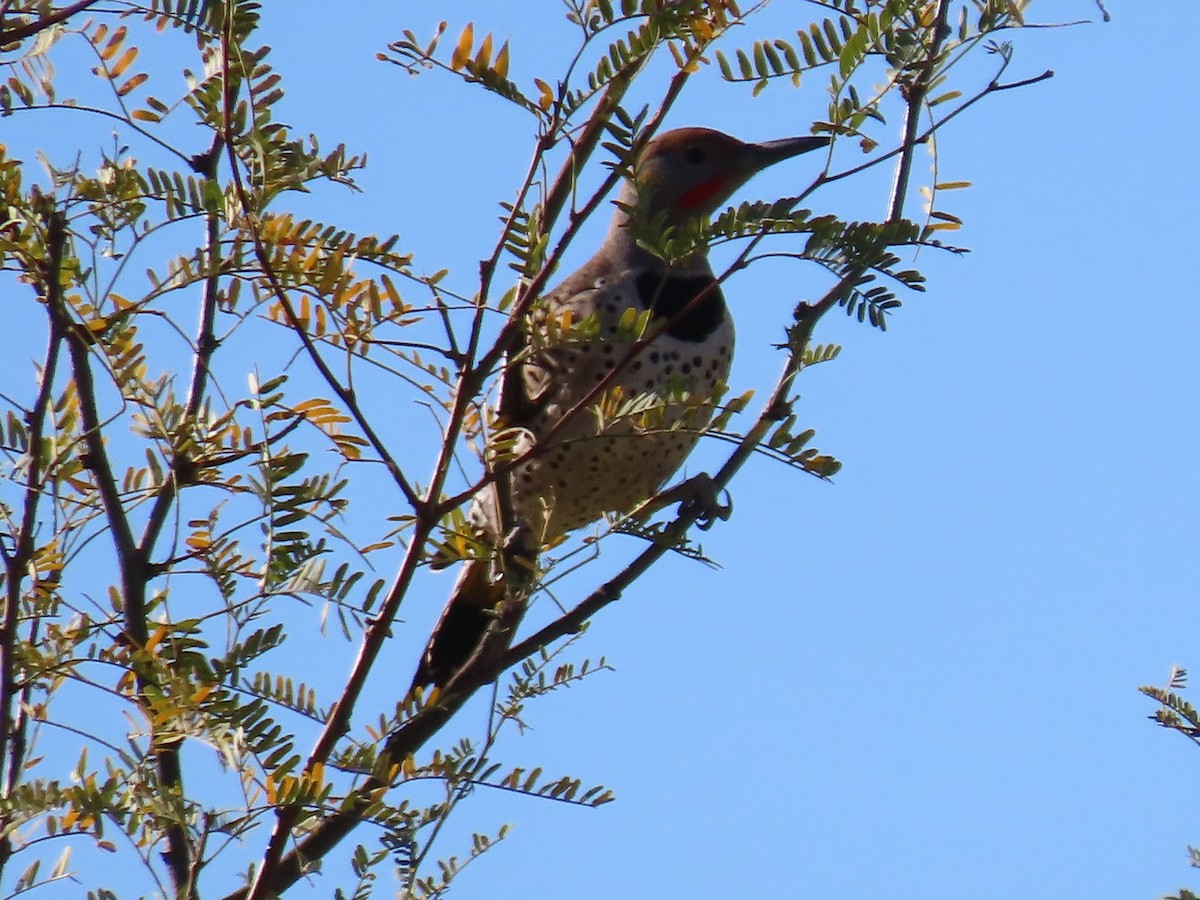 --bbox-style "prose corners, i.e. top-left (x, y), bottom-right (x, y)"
top-left (411, 557), bottom-right (507, 693)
